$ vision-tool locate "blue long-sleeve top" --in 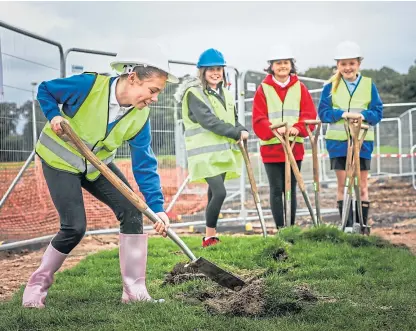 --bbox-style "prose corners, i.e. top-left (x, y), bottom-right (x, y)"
top-left (318, 78), bottom-right (383, 159)
top-left (37, 74), bottom-right (165, 213)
